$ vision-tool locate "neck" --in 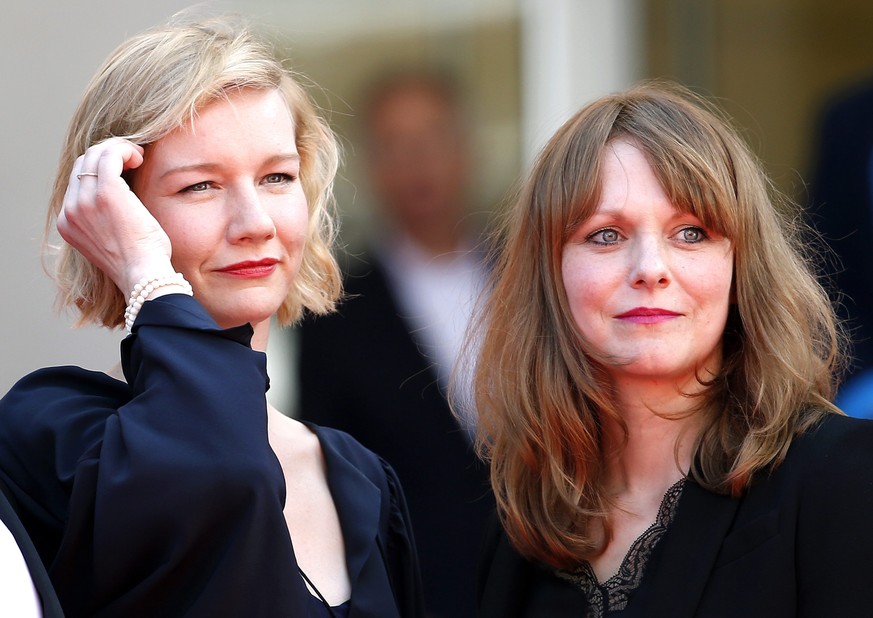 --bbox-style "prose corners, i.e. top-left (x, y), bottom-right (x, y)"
top-left (250, 317), bottom-right (271, 353)
top-left (604, 379), bottom-right (706, 496)
top-left (605, 414), bottom-right (696, 497)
